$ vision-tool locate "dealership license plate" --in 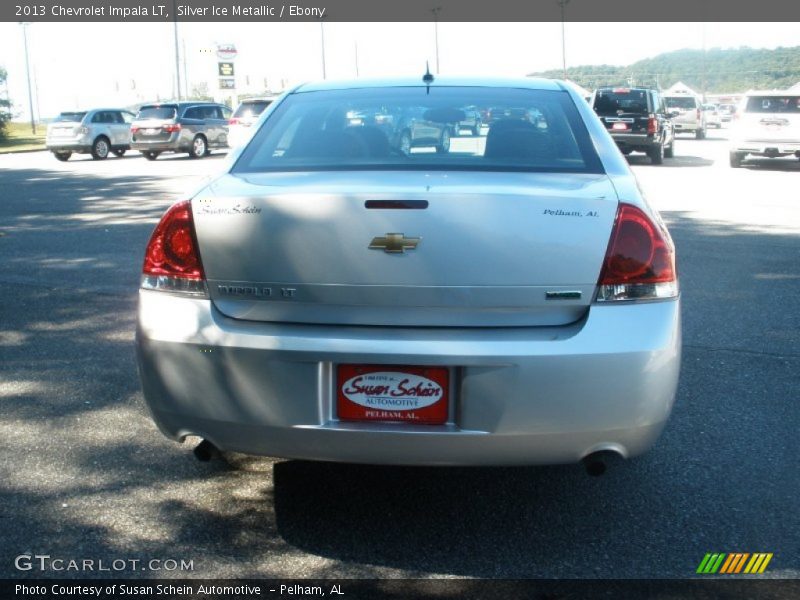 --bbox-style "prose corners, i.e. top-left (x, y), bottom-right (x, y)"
top-left (612, 122), bottom-right (628, 131)
top-left (145, 128), bottom-right (158, 135)
top-left (337, 365), bottom-right (449, 424)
